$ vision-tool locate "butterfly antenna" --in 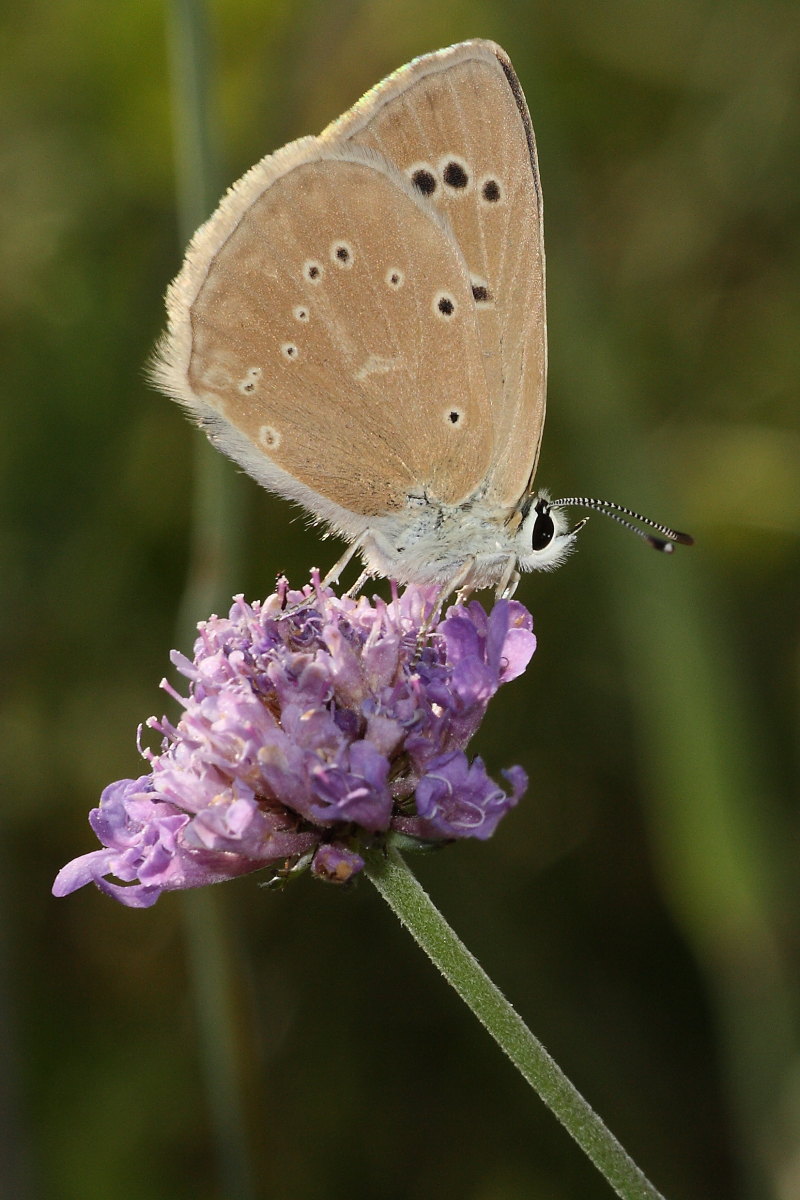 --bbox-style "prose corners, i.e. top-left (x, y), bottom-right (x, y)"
top-left (551, 497), bottom-right (694, 553)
